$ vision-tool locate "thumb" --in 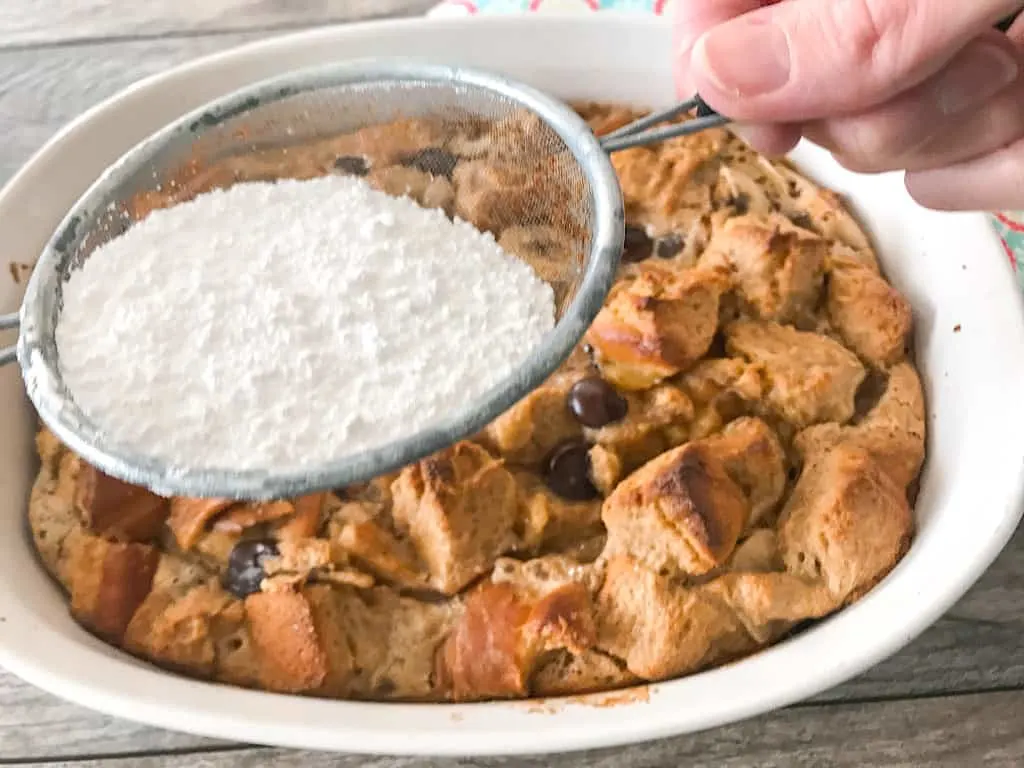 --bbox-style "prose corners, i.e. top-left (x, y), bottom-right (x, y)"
top-left (690, 0), bottom-right (1024, 122)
